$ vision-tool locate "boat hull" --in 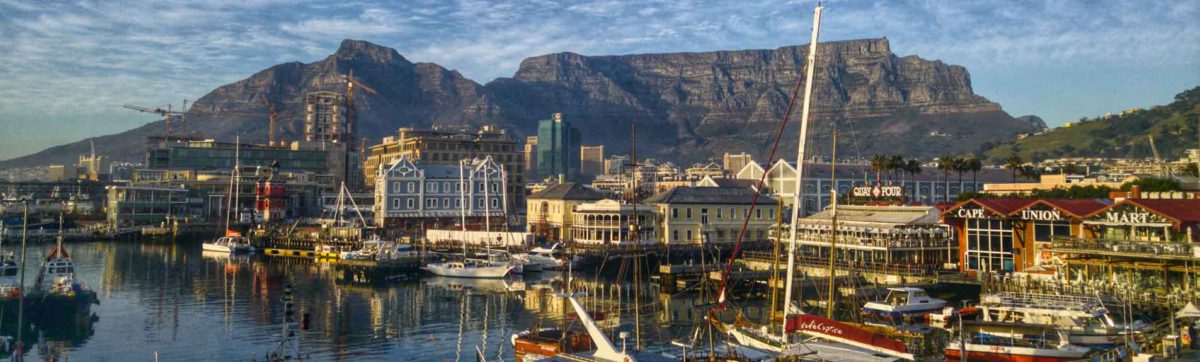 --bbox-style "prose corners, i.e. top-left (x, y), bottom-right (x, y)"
top-left (421, 264), bottom-right (511, 278)
top-left (945, 344), bottom-right (1089, 362)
